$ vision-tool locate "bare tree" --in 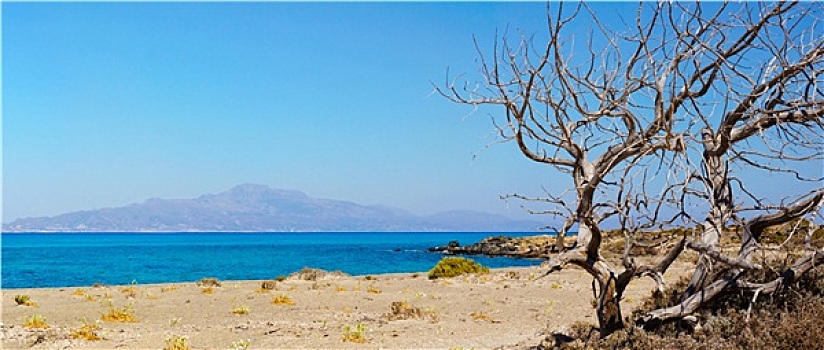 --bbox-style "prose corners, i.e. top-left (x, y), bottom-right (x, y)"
top-left (636, 1), bottom-right (824, 329)
top-left (438, 1), bottom-right (823, 337)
